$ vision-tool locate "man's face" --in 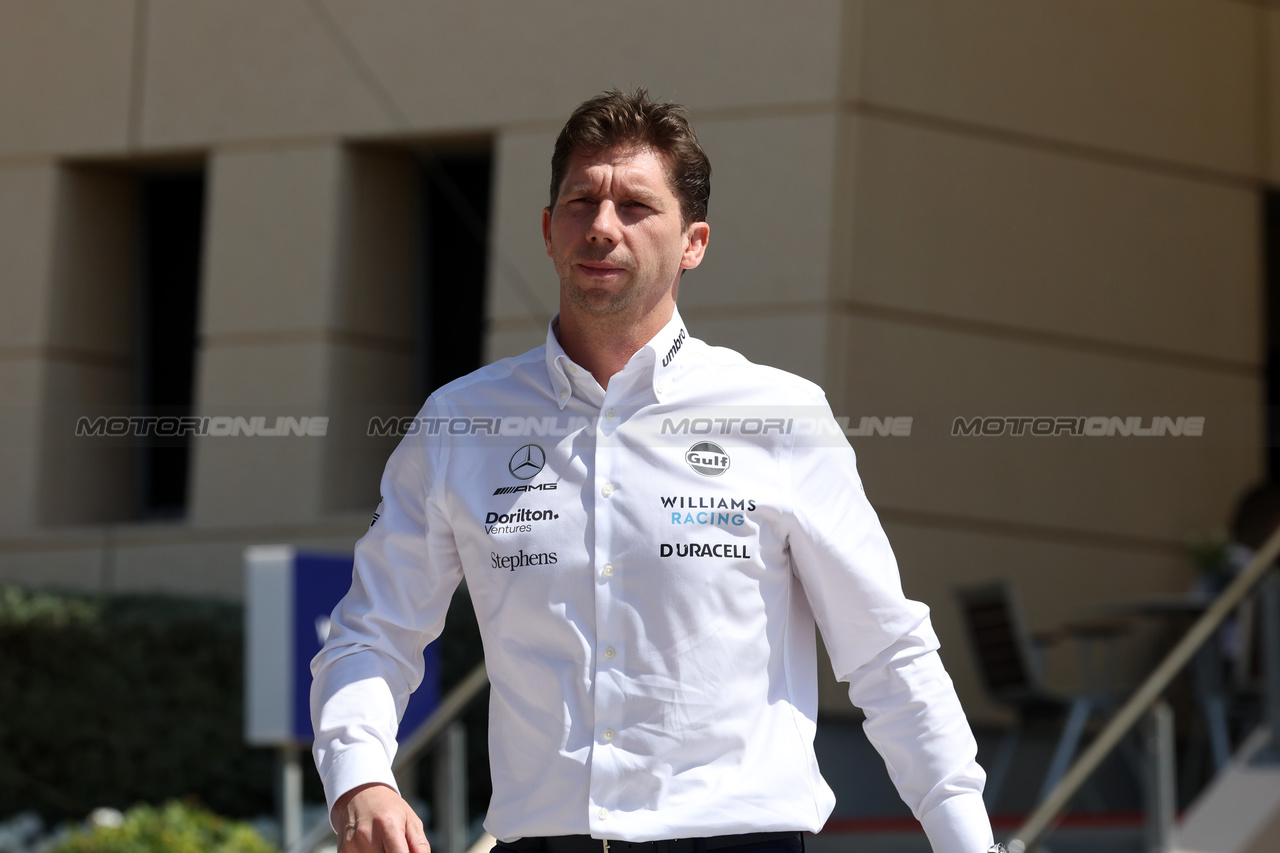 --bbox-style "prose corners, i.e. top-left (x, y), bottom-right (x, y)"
top-left (543, 145), bottom-right (708, 320)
